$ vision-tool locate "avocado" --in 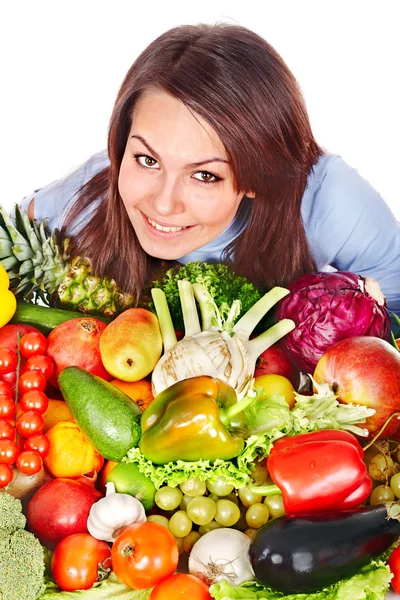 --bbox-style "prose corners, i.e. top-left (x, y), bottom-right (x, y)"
top-left (58, 366), bottom-right (142, 461)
